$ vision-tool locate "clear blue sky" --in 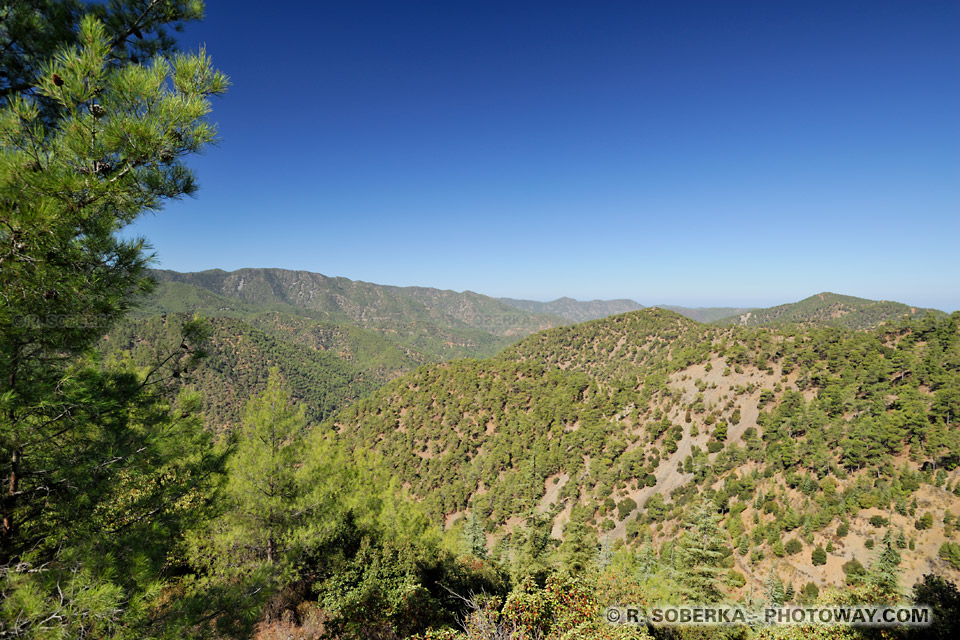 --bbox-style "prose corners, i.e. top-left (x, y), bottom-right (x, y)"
top-left (127, 0), bottom-right (960, 310)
